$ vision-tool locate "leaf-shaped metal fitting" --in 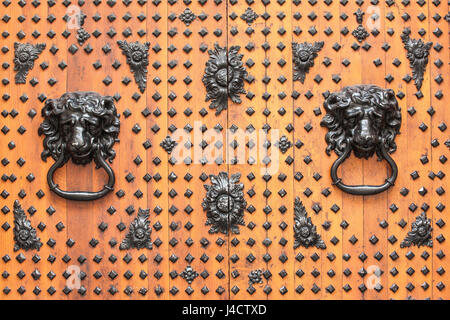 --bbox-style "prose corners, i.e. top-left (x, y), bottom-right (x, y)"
top-left (354, 8), bottom-right (365, 24)
top-left (13, 200), bottom-right (42, 251)
top-left (400, 212), bottom-right (433, 248)
top-left (117, 40), bottom-right (150, 93)
top-left (202, 172), bottom-right (247, 234)
top-left (202, 43), bottom-right (247, 115)
top-left (14, 42), bottom-right (46, 84)
top-left (292, 41), bottom-right (324, 83)
top-left (293, 197), bottom-right (326, 249)
top-left (401, 29), bottom-right (432, 91)
top-left (120, 208), bottom-right (152, 250)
